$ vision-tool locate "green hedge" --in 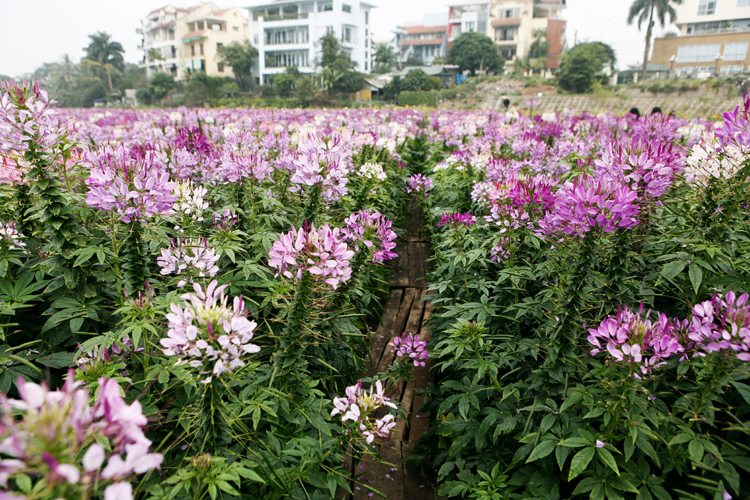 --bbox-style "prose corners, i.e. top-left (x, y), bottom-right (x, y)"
top-left (398, 90), bottom-right (437, 107)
